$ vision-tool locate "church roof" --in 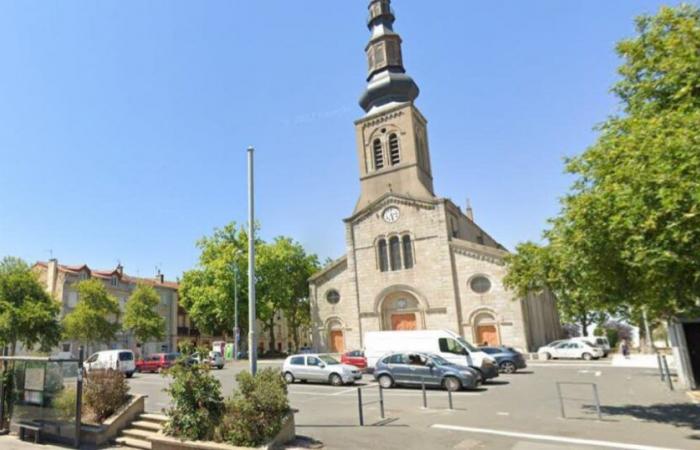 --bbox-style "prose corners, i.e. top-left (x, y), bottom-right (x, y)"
top-left (308, 255), bottom-right (347, 282)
